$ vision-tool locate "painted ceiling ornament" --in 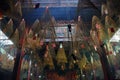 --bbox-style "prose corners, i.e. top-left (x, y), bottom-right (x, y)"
top-left (92, 16), bottom-right (107, 43)
top-left (31, 19), bottom-right (41, 34)
top-left (73, 49), bottom-right (81, 60)
top-left (72, 39), bottom-right (81, 61)
top-left (101, 3), bottom-right (108, 16)
top-left (14, 19), bottom-right (26, 49)
top-left (30, 51), bottom-right (43, 70)
top-left (2, 18), bottom-right (13, 37)
top-left (84, 62), bottom-right (92, 70)
top-left (15, 1), bottom-right (22, 17)
top-left (69, 57), bottom-right (75, 69)
top-left (10, 29), bottom-right (19, 47)
top-left (21, 59), bottom-right (29, 70)
top-left (24, 29), bottom-right (33, 48)
top-left (78, 54), bottom-right (87, 69)
top-left (90, 29), bottom-right (100, 48)
top-left (44, 45), bottom-right (54, 70)
top-left (56, 43), bottom-right (67, 65)
top-left (27, 29), bottom-right (33, 38)
top-left (18, 19), bottom-right (26, 39)
top-left (26, 34), bottom-right (40, 50)
top-left (51, 16), bottom-right (56, 26)
top-left (24, 27), bottom-right (42, 50)
top-left (105, 16), bottom-right (118, 40)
